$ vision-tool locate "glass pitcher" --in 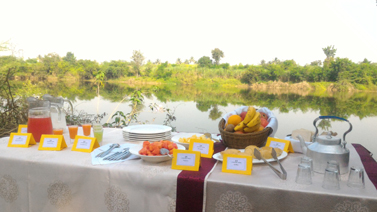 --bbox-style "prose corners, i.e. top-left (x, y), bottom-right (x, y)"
top-left (26, 98), bottom-right (54, 142)
top-left (42, 94), bottom-right (74, 133)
